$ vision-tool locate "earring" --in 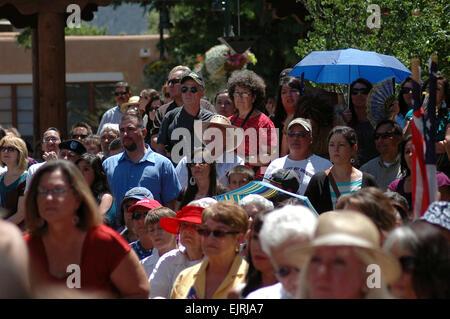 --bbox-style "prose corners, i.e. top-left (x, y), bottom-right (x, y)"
top-left (350, 157), bottom-right (355, 165)
top-left (189, 176), bottom-right (196, 186)
top-left (72, 215), bottom-right (79, 226)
